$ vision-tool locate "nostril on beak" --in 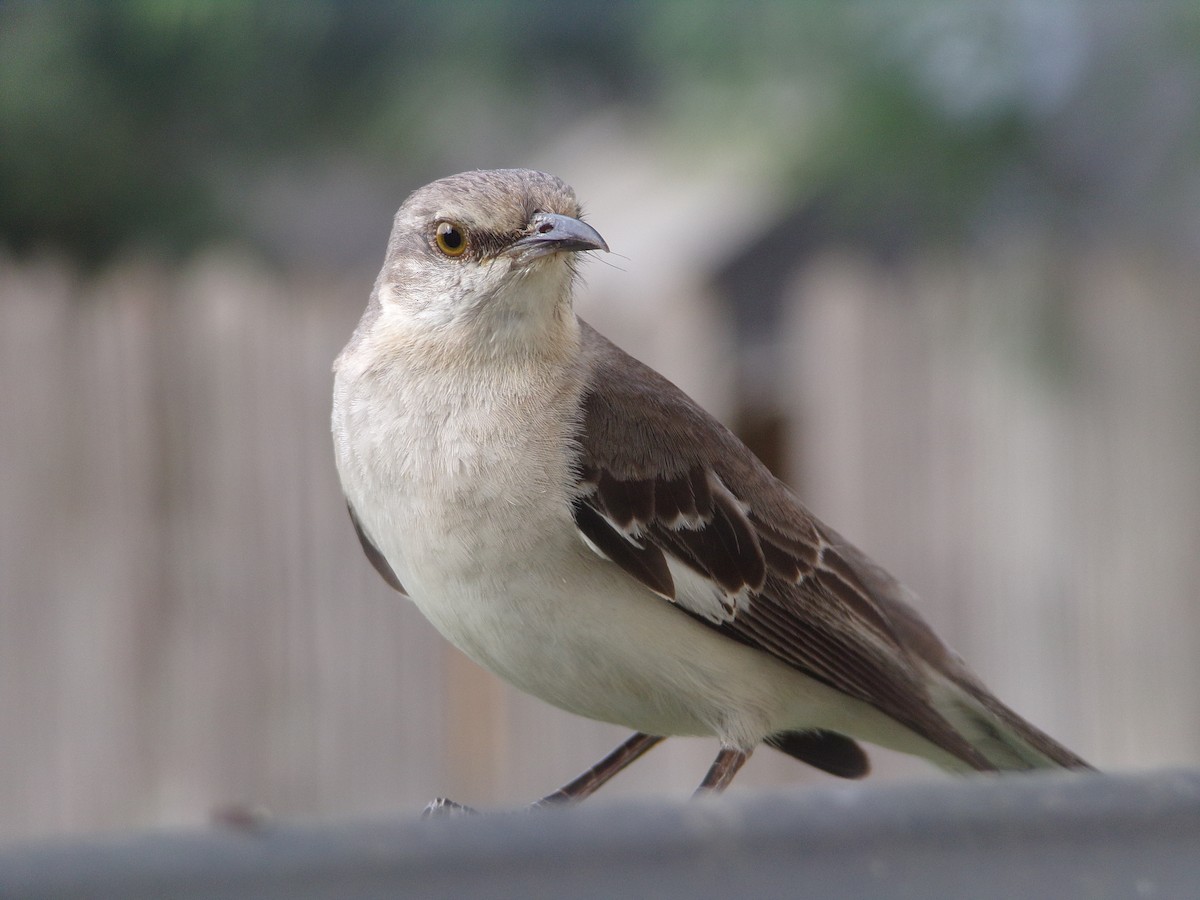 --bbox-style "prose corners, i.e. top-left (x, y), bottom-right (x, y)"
top-left (537, 222), bottom-right (554, 234)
